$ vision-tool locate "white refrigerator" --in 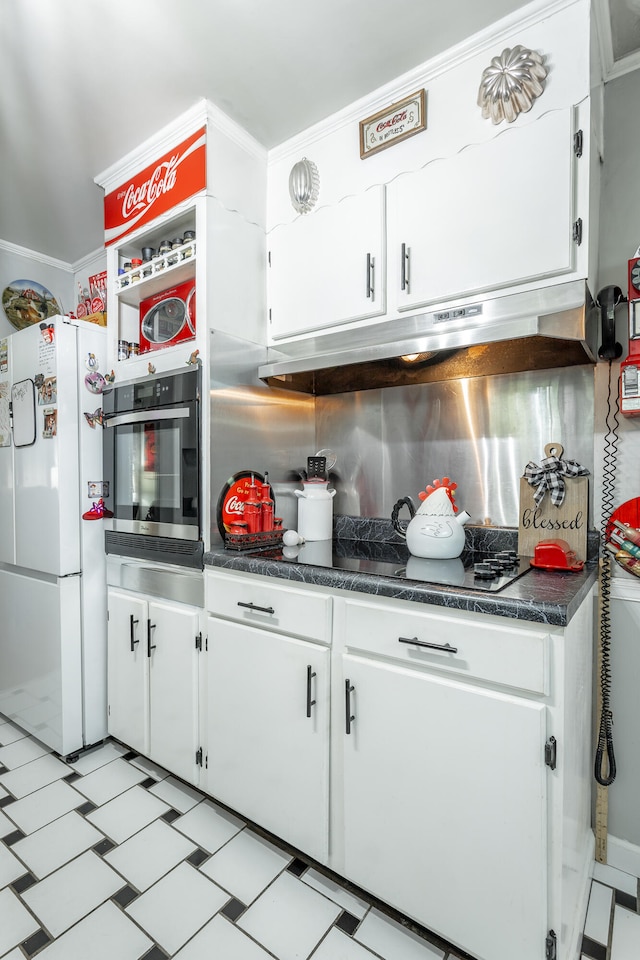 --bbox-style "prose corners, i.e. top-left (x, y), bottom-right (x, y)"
top-left (0, 317), bottom-right (107, 757)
